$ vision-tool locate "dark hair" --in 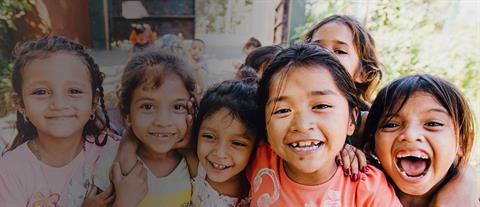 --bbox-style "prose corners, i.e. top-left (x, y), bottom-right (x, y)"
top-left (192, 79), bottom-right (259, 149)
top-left (257, 44), bottom-right (361, 139)
top-left (243, 37), bottom-right (261, 49)
top-left (361, 74), bottom-right (475, 168)
top-left (304, 15), bottom-right (382, 105)
top-left (9, 36), bottom-right (111, 150)
top-left (235, 66), bottom-right (258, 85)
top-left (244, 45), bottom-right (282, 74)
top-left (191, 38), bottom-right (205, 46)
top-left (118, 50), bottom-right (197, 118)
